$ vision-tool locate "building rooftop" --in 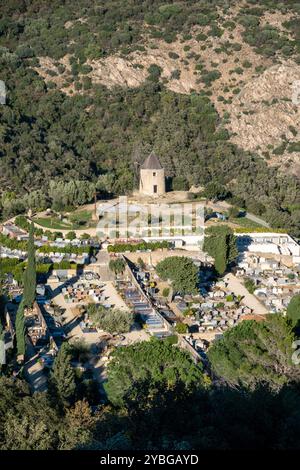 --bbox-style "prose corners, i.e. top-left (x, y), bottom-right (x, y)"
top-left (141, 151), bottom-right (163, 170)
